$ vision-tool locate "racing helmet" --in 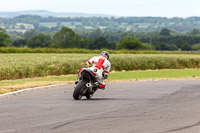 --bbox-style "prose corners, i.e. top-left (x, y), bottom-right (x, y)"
top-left (100, 51), bottom-right (109, 60)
